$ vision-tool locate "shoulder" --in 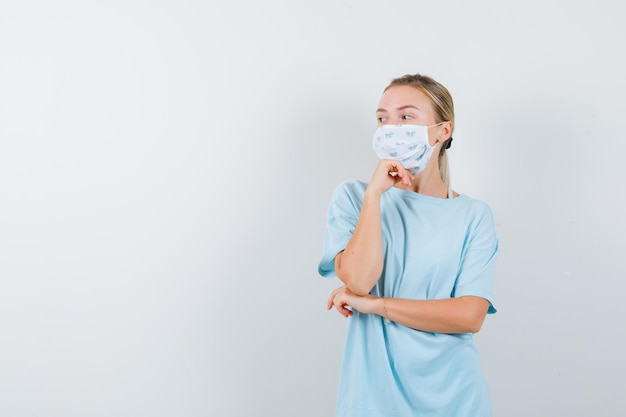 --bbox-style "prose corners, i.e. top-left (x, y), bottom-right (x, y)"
top-left (452, 194), bottom-right (498, 231)
top-left (454, 195), bottom-right (499, 244)
top-left (329, 179), bottom-right (368, 202)
top-left (326, 179), bottom-right (368, 217)
top-left (456, 194), bottom-right (495, 216)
